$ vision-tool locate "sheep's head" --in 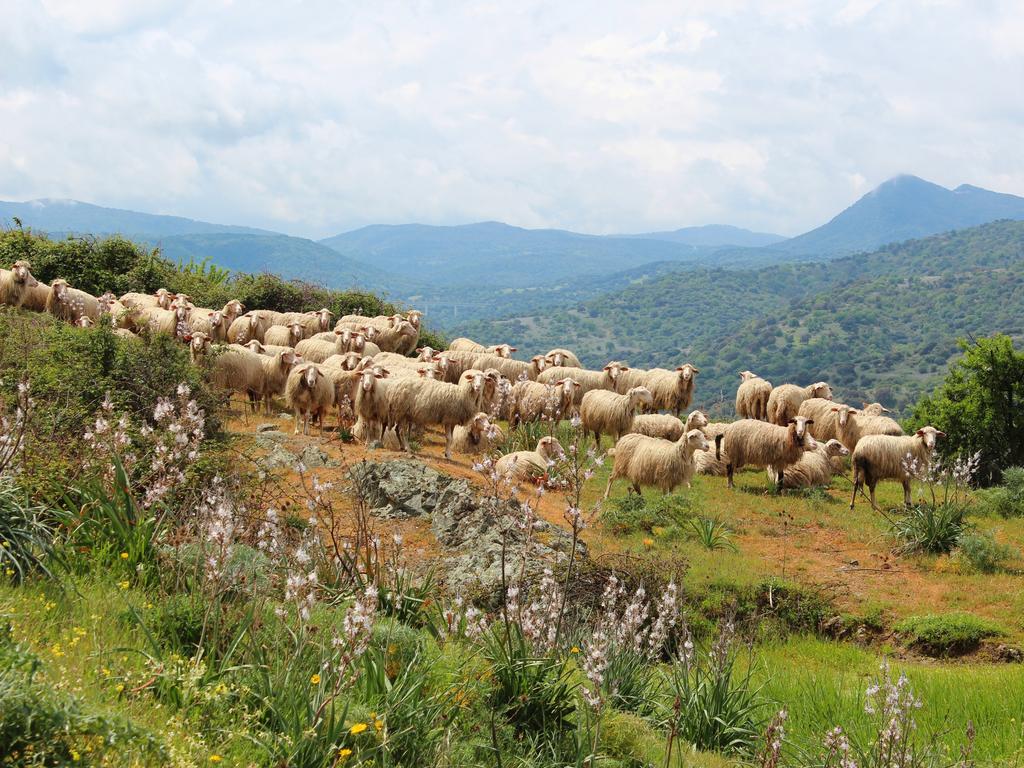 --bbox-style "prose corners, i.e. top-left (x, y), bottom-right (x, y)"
top-left (537, 436), bottom-right (565, 461)
top-left (189, 332), bottom-right (210, 356)
top-left (561, 378), bottom-right (580, 400)
top-left (824, 439), bottom-right (849, 458)
top-left (861, 402), bottom-right (892, 416)
top-left (546, 351), bottom-right (565, 367)
top-left (530, 354), bottom-right (547, 372)
top-left (470, 412), bottom-right (490, 435)
top-left (829, 404), bottom-right (859, 427)
top-left (406, 310), bottom-right (423, 329)
top-left (51, 279), bottom-right (69, 302)
top-left (462, 370), bottom-right (486, 393)
top-left (288, 322), bottom-right (304, 341)
top-left (788, 415), bottom-right (814, 442)
top-left (395, 320), bottom-right (417, 338)
top-left (173, 304), bottom-right (191, 322)
top-left (416, 346), bottom-right (437, 361)
top-left (315, 308), bottom-right (333, 330)
top-left (245, 339), bottom-right (266, 354)
top-left (208, 310), bottom-right (224, 329)
top-left (301, 364), bottom-right (322, 389)
top-left (350, 332), bottom-right (366, 351)
top-left (224, 299), bottom-right (245, 317)
top-left (76, 316), bottom-right (94, 328)
top-left (686, 410), bottom-right (709, 430)
top-left (491, 343), bottom-right (516, 358)
top-left (685, 429), bottom-right (709, 452)
top-left (603, 361), bottom-right (628, 381)
top-left (155, 288), bottom-right (173, 308)
top-left (739, 370), bottom-right (758, 381)
top-left (676, 363), bottom-right (699, 383)
top-left (355, 356), bottom-right (375, 371)
top-left (12, 261), bottom-right (38, 287)
top-left (810, 382), bottom-right (833, 400)
top-left (339, 352), bottom-right (361, 370)
top-left (628, 386), bottom-right (654, 408)
top-left (279, 349), bottom-right (298, 368)
top-left (915, 426), bottom-right (945, 450)
top-left (361, 325), bottom-right (379, 341)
